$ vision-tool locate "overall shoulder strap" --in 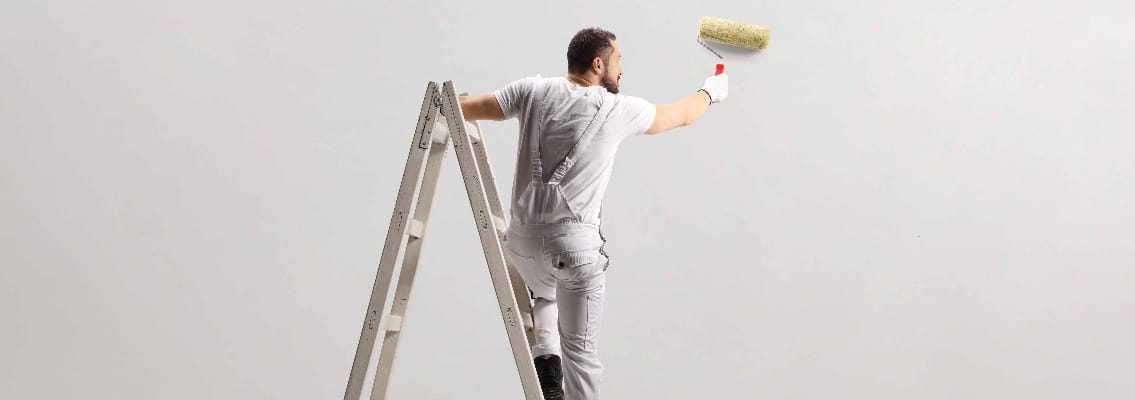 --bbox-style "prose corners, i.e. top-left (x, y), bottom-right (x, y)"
top-left (527, 77), bottom-right (548, 183)
top-left (547, 91), bottom-right (619, 184)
